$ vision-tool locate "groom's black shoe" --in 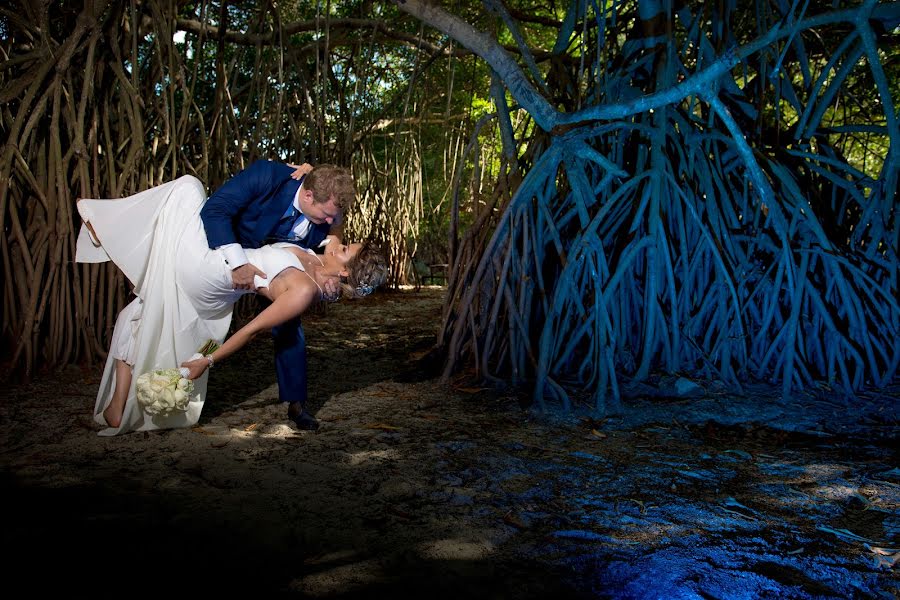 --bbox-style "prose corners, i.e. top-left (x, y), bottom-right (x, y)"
top-left (288, 402), bottom-right (320, 431)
